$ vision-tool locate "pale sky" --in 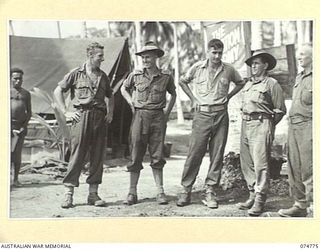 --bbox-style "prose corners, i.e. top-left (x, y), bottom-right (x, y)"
top-left (10, 20), bottom-right (201, 38)
top-left (10, 20), bottom-right (110, 38)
